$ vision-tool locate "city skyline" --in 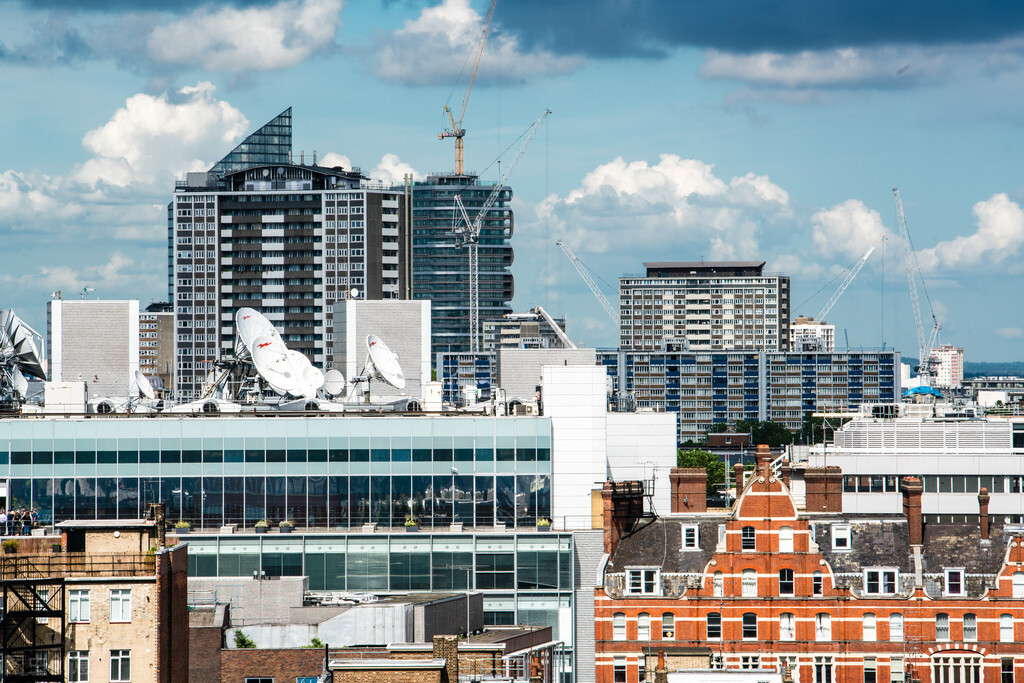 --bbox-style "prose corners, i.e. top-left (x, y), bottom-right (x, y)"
top-left (2, 0), bottom-right (1024, 360)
